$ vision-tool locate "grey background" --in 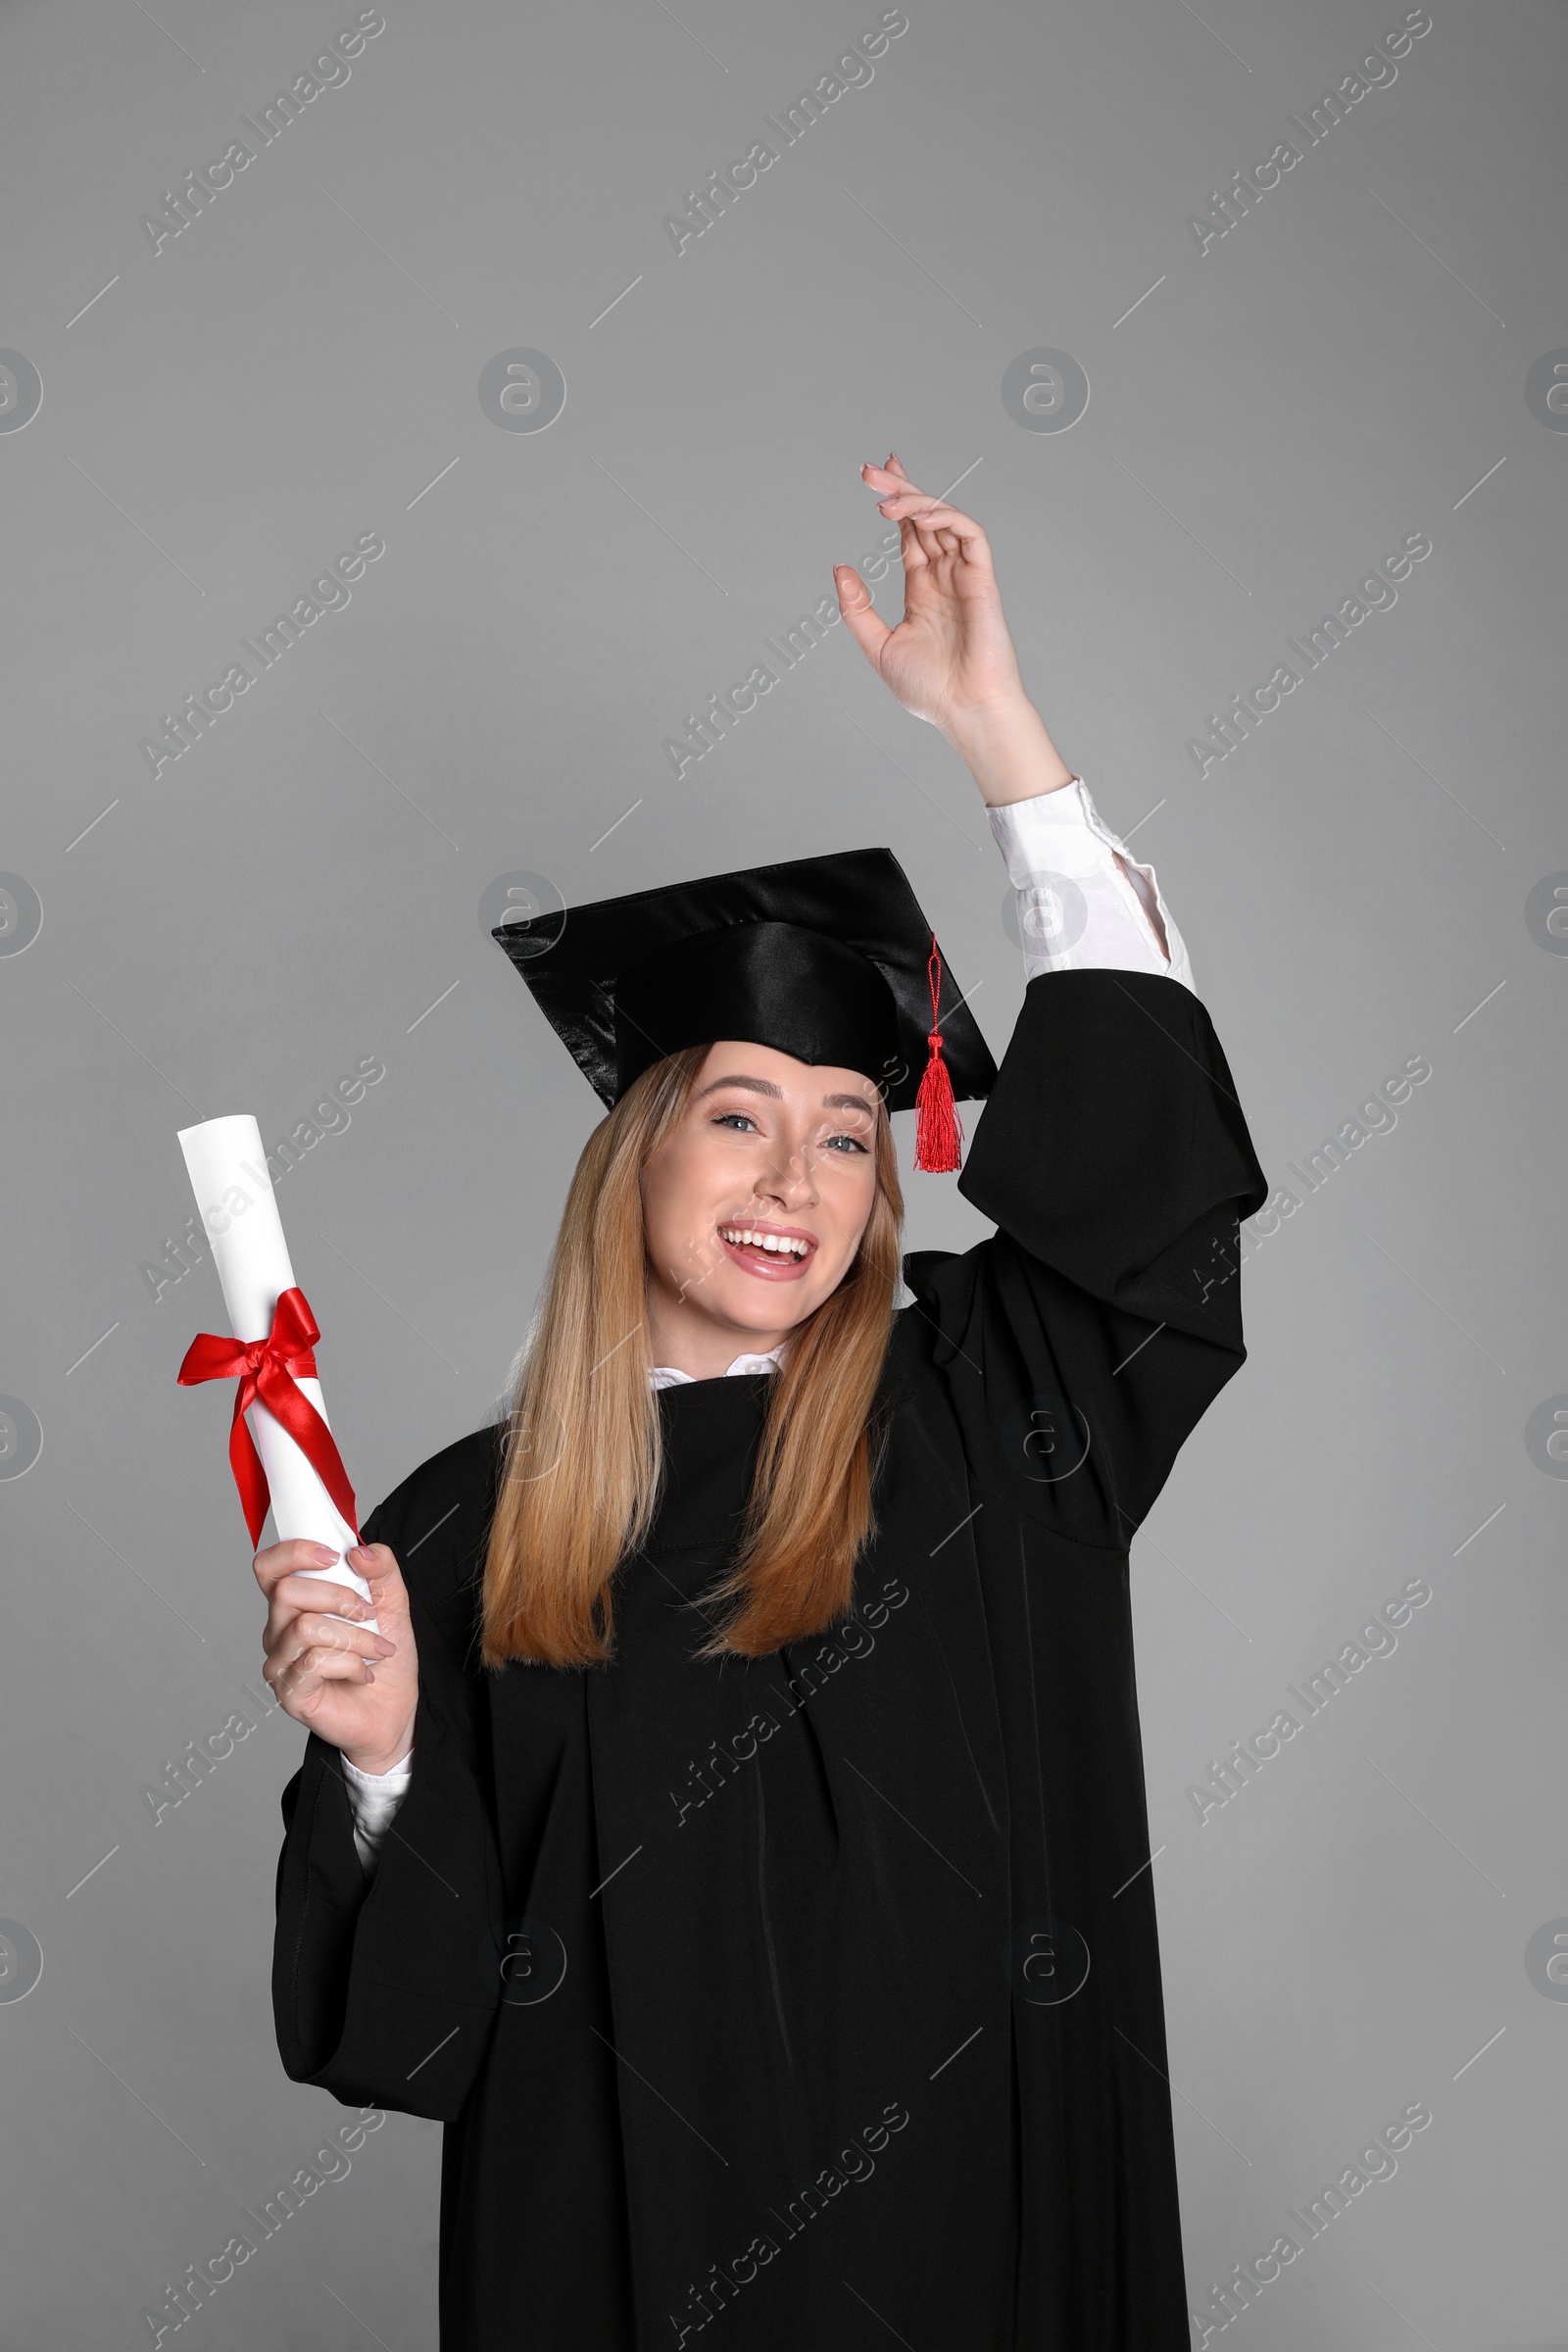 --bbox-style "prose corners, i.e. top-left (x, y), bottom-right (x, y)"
top-left (1, 0), bottom-right (1563, 2341)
